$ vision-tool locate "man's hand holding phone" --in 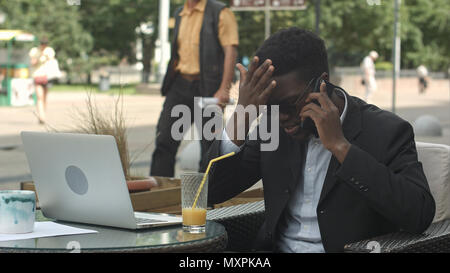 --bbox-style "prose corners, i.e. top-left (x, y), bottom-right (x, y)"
top-left (299, 80), bottom-right (351, 163)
